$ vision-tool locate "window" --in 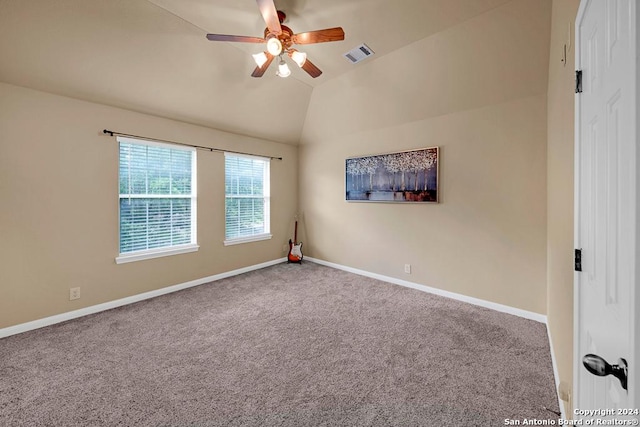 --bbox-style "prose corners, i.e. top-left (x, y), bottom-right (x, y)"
top-left (116, 137), bottom-right (198, 263)
top-left (224, 153), bottom-right (271, 245)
